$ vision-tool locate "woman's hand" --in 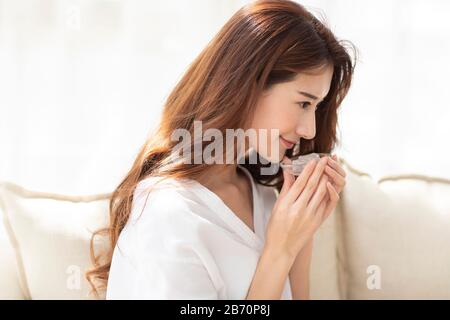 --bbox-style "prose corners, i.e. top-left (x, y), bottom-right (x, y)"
top-left (324, 154), bottom-right (346, 195)
top-left (264, 156), bottom-right (340, 261)
top-left (313, 154), bottom-right (346, 220)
